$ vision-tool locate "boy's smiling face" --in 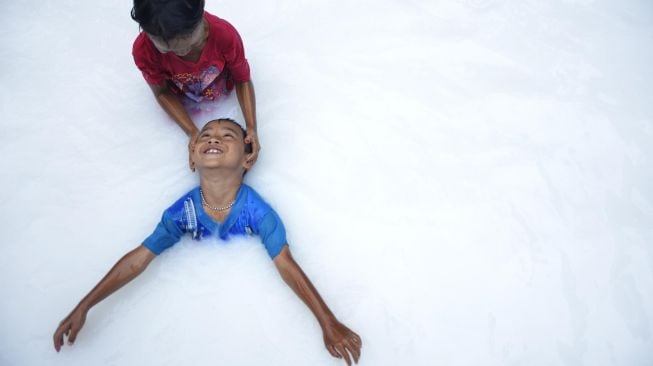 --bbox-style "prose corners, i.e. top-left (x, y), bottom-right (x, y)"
top-left (190, 120), bottom-right (252, 173)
